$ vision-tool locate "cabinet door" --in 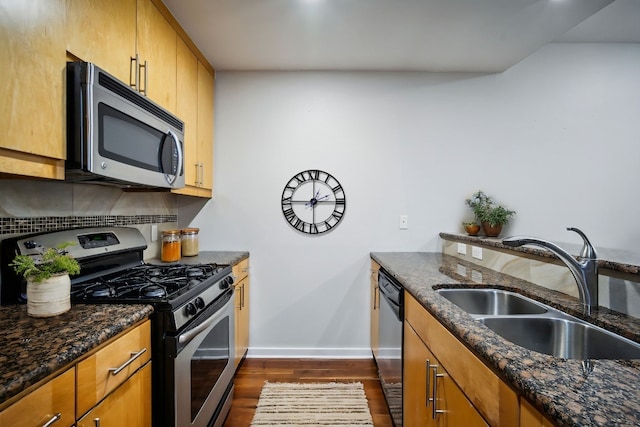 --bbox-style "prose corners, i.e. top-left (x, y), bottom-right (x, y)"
top-left (66, 0), bottom-right (137, 85)
top-left (0, 0), bottom-right (66, 178)
top-left (197, 61), bottom-right (214, 191)
top-left (234, 275), bottom-right (250, 369)
top-left (0, 367), bottom-right (75, 427)
top-left (370, 261), bottom-right (380, 359)
top-left (176, 37), bottom-right (199, 189)
top-left (431, 354), bottom-right (489, 427)
top-left (77, 362), bottom-right (152, 427)
top-left (136, 0), bottom-right (177, 113)
top-left (403, 321), bottom-right (432, 426)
